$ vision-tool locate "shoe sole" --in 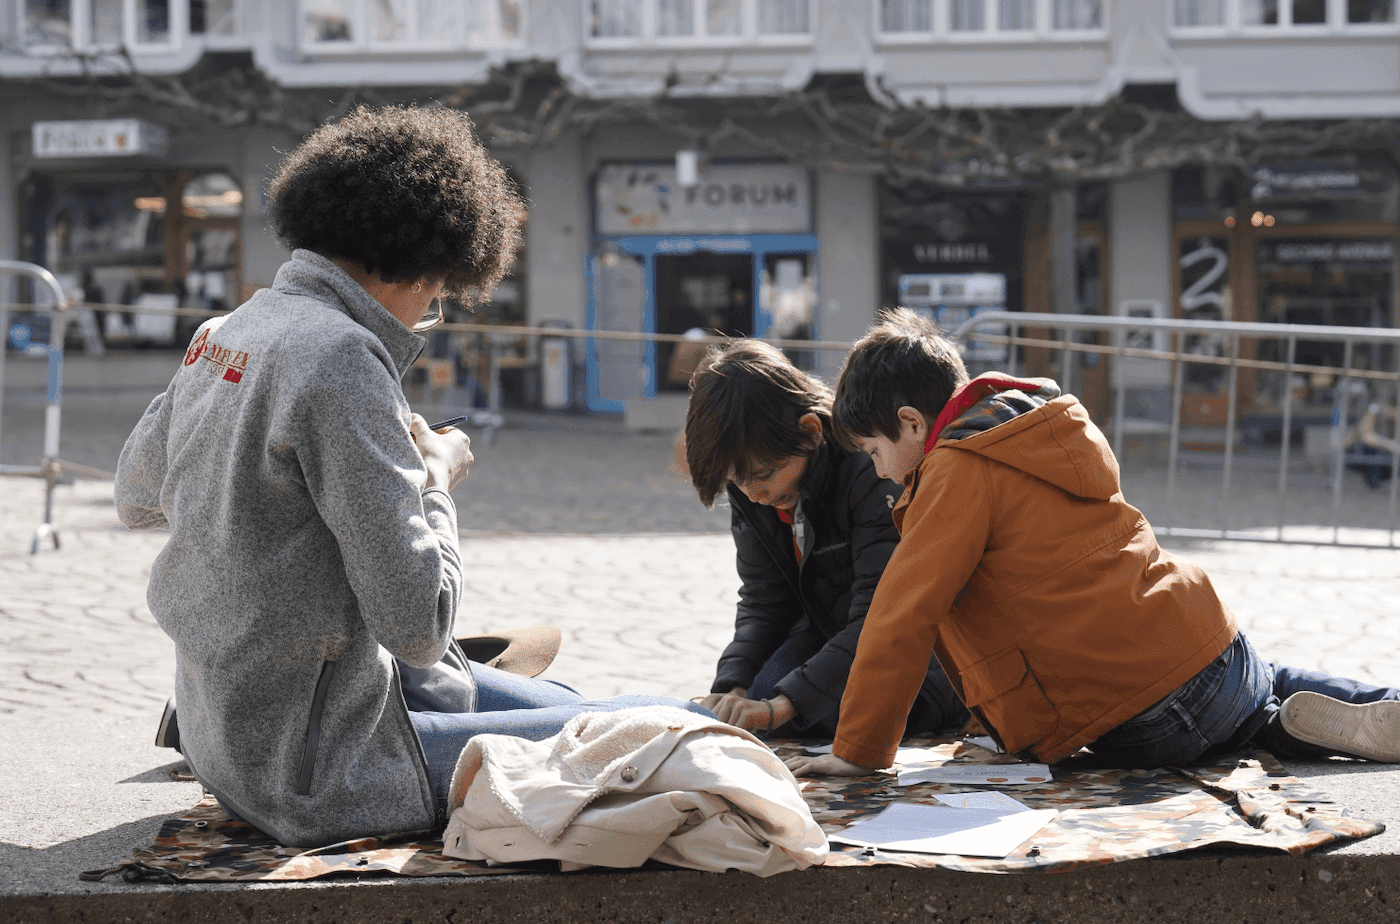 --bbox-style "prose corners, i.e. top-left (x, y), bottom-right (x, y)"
top-left (1279, 691), bottom-right (1400, 762)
